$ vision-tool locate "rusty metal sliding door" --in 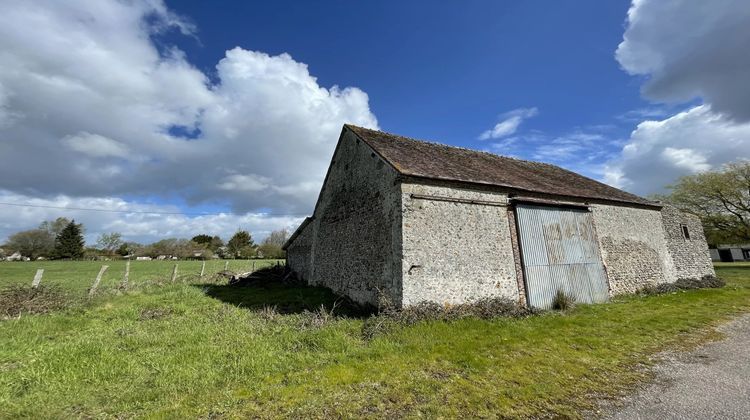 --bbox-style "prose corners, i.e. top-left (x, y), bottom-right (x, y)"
top-left (515, 204), bottom-right (609, 309)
